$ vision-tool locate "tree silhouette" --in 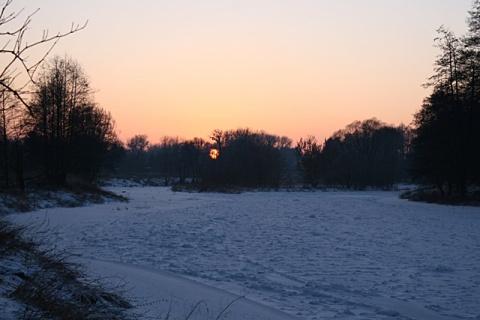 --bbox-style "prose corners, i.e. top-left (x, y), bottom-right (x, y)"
top-left (125, 134), bottom-right (150, 175)
top-left (0, 0), bottom-right (85, 190)
top-left (201, 129), bottom-right (291, 188)
top-left (25, 56), bottom-right (118, 186)
top-left (321, 119), bottom-right (406, 190)
top-left (411, 2), bottom-right (480, 197)
top-left (295, 136), bottom-right (323, 188)
top-left (0, 90), bottom-right (25, 190)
